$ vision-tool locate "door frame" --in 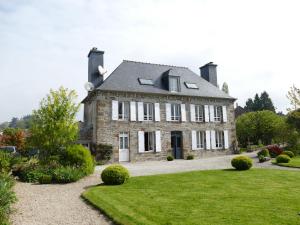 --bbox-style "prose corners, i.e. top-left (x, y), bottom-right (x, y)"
top-left (119, 132), bottom-right (130, 162)
top-left (171, 131), bottom-right (183, 159)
